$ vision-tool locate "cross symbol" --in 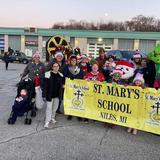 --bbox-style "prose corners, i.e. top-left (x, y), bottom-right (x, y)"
top-left (151, 102), bottom-right (160, 114)
top-left (74, 90), bottom-right (83, 100)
